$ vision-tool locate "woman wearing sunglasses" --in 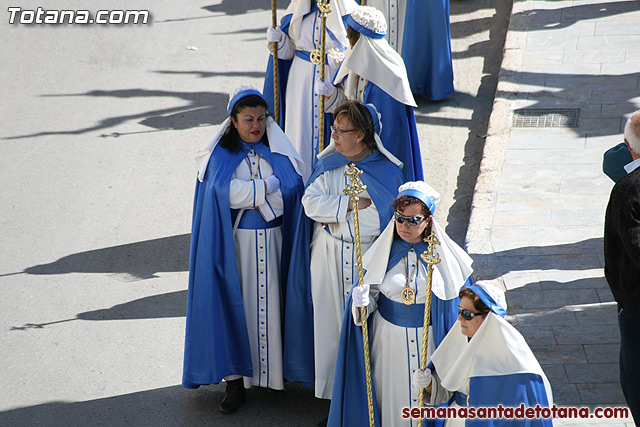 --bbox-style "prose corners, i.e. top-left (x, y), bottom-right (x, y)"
top-left (413, 281), bottom-right (553, 426)
top-left (328, 181), bottom-right (474, 426)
